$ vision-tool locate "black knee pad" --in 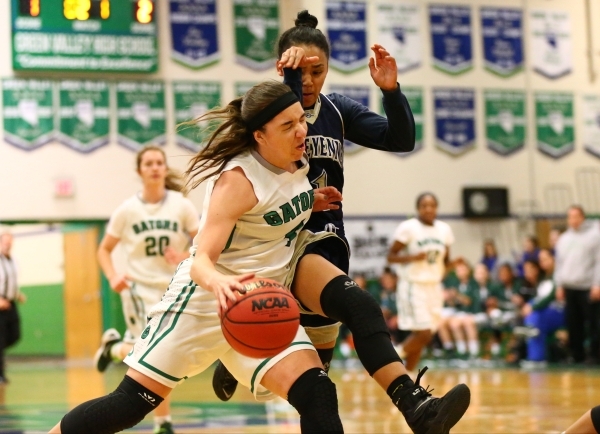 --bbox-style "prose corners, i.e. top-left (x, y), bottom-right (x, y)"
top-left (592, 405), bottom-right (600, 433)
top-left (287, 367), bottom-right (343, 433)
top-left (61, 375), bottom-right (164, 434)
top-left (320, 275), bottom-right (401, 375)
